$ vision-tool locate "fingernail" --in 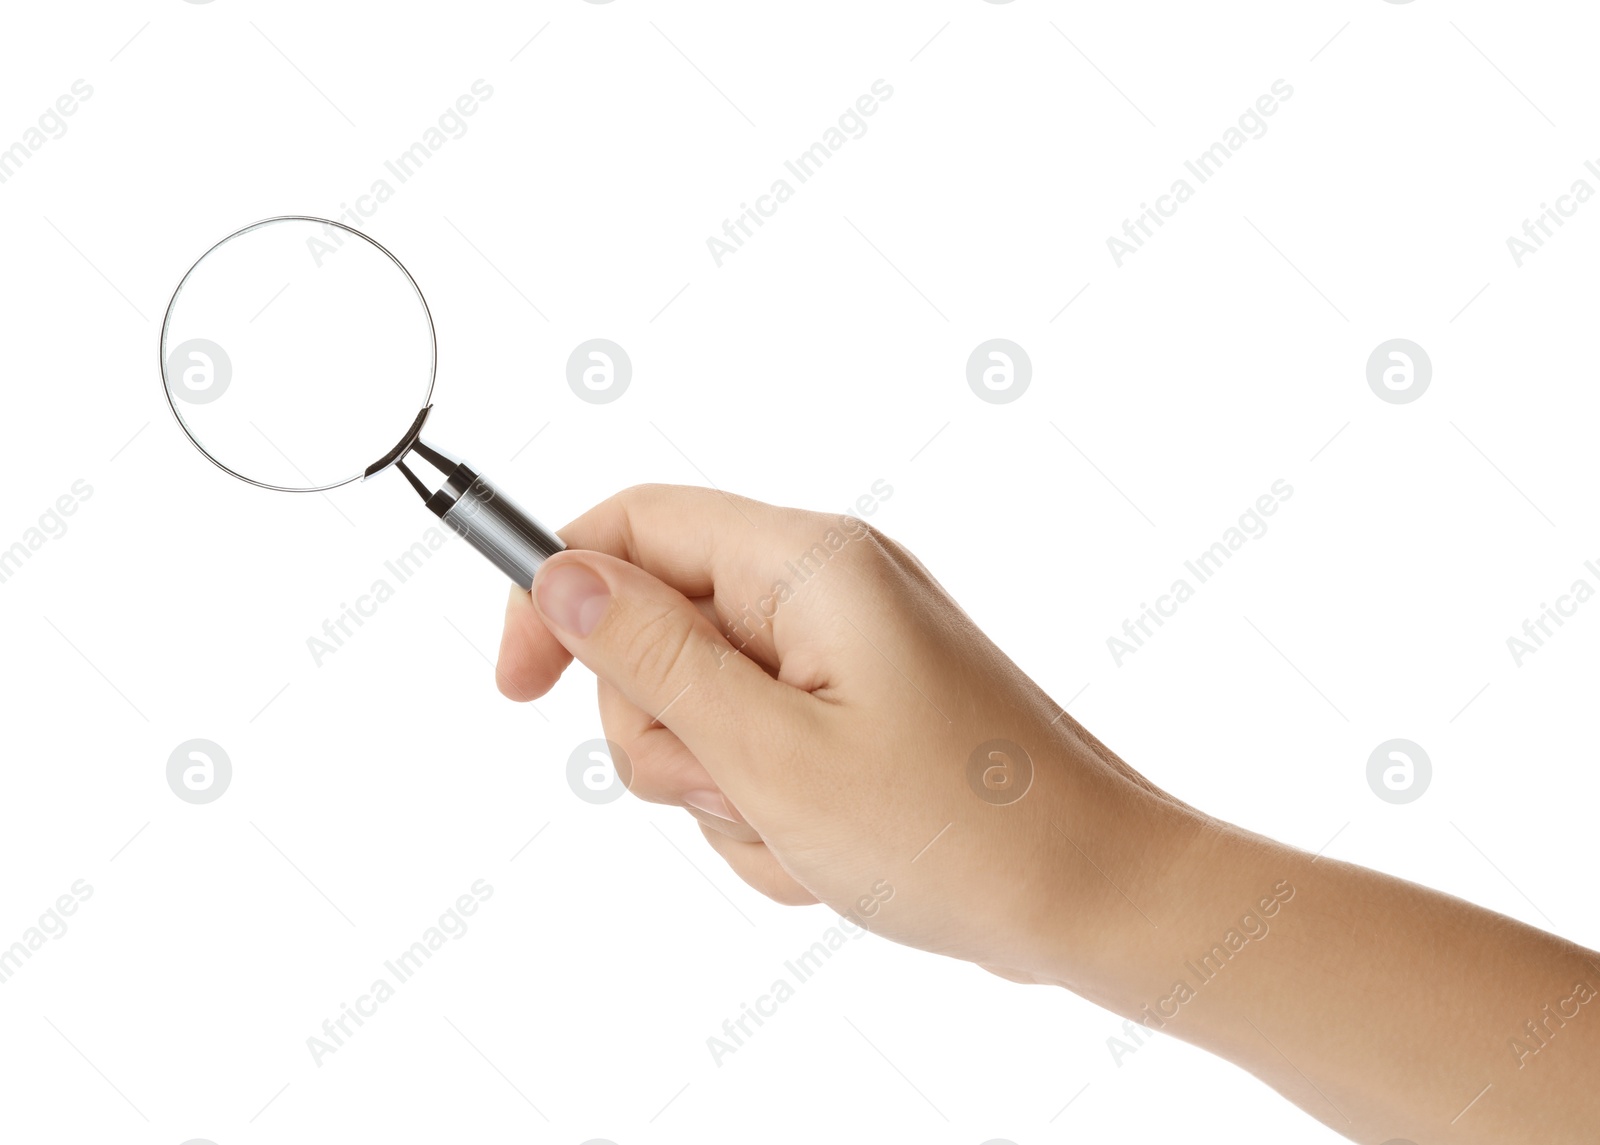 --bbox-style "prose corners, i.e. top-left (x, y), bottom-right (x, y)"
top-left (536, 561), bottom-right (610, 637)
top-left (683, 789), bottom-right (740, 823)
